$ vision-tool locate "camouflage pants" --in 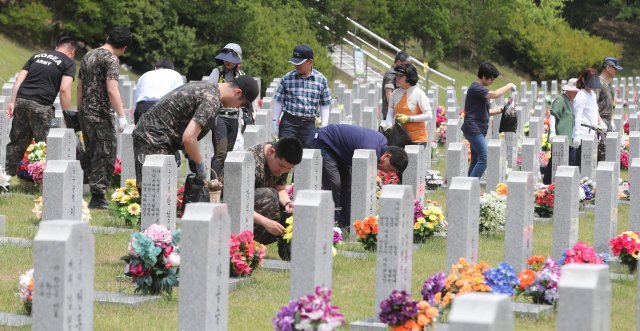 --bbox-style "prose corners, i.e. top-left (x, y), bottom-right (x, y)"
top-left (132, 135), bottom-right (173, 186)
top-left (5, 98), bottom-right (53, 175)
top-left (253, 187), bottom-right (291, 260)
top-left (80, 115), bottom-right (116, 196)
